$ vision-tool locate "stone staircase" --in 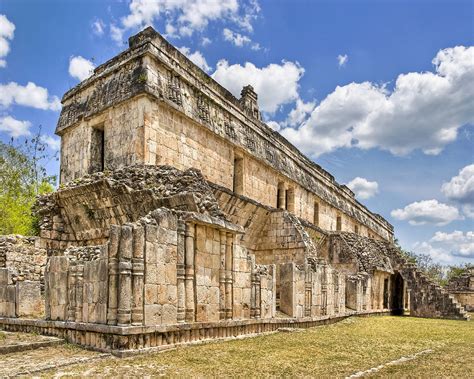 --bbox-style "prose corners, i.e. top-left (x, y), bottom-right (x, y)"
top-left (385, 245), bottom-right (470, 321)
